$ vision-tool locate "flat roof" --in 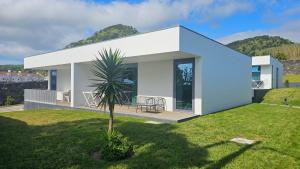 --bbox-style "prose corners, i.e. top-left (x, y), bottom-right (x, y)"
top-left (26, 25), bottom-right (249, 58)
